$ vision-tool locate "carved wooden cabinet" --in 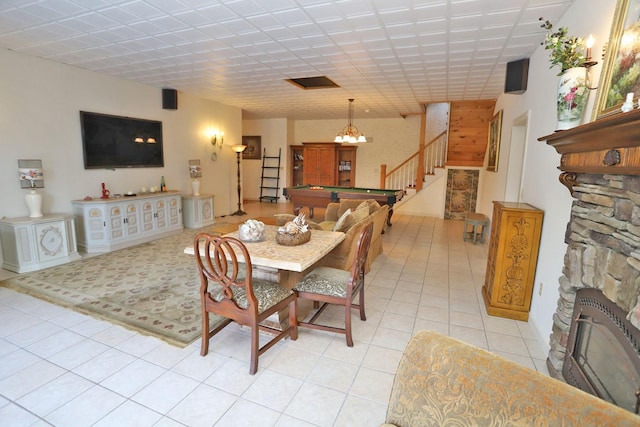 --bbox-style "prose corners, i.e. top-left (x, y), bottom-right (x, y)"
top-left (301, 142), bottom-right (357, 186)
top-left (482, 201), bottom-right (544, 321)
